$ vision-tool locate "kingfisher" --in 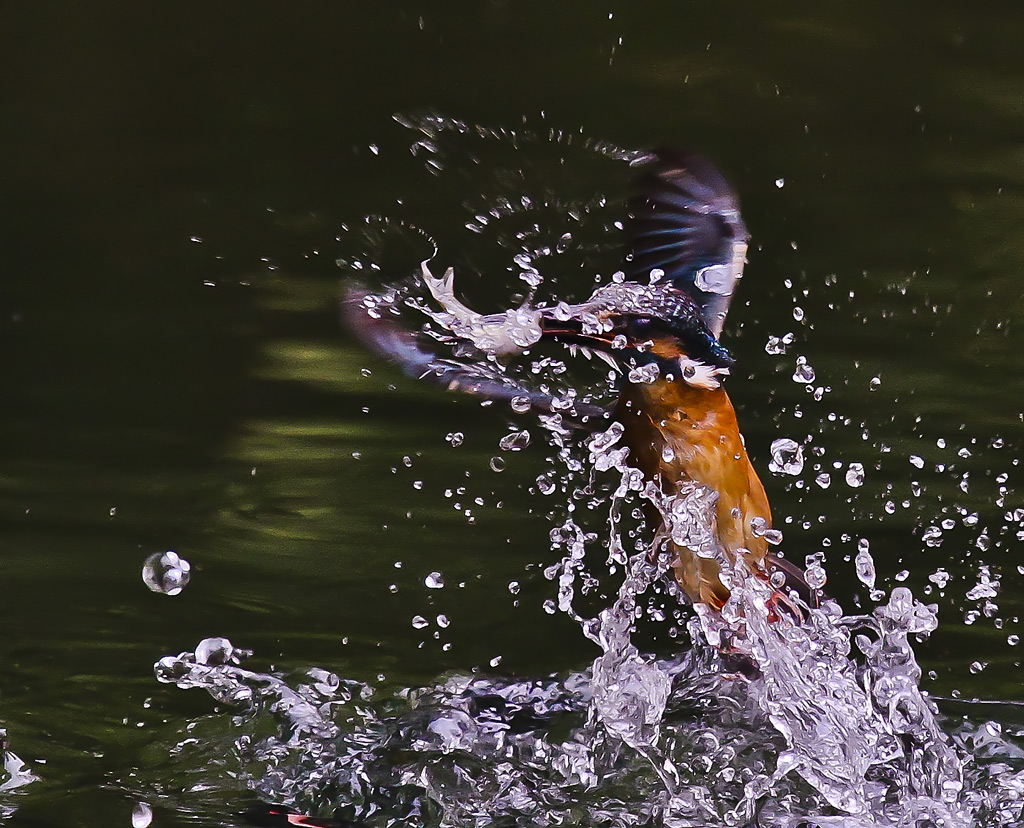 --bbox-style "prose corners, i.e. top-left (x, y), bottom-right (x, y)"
top-left (344, 150), bottom-right (818, 619)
